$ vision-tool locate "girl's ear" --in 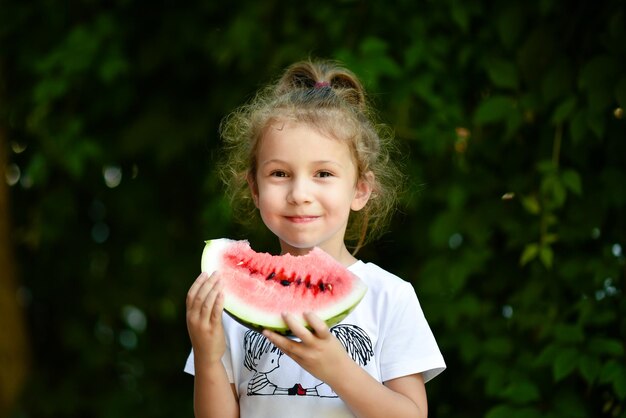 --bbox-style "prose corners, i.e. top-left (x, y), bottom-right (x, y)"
top-left (247, 172), bottom-right (259, 208)
top-left (351, 171), bottom-right (374, 211)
